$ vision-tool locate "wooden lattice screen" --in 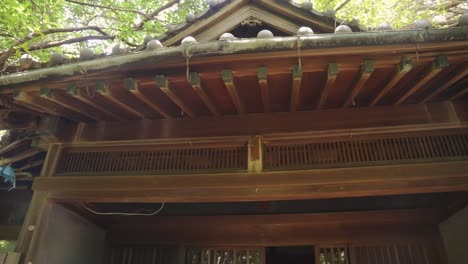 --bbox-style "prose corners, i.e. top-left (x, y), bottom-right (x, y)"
top-left (264, 132), bottom-right (468, 170)
top-left (351, 244), bottom-right (441, 264)
top-left (56, 146), bottom-right (248, 176)
top-left (108, 245), bottom-right (178, 264)
top-left (316, 243), bottom-right (441, 264)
